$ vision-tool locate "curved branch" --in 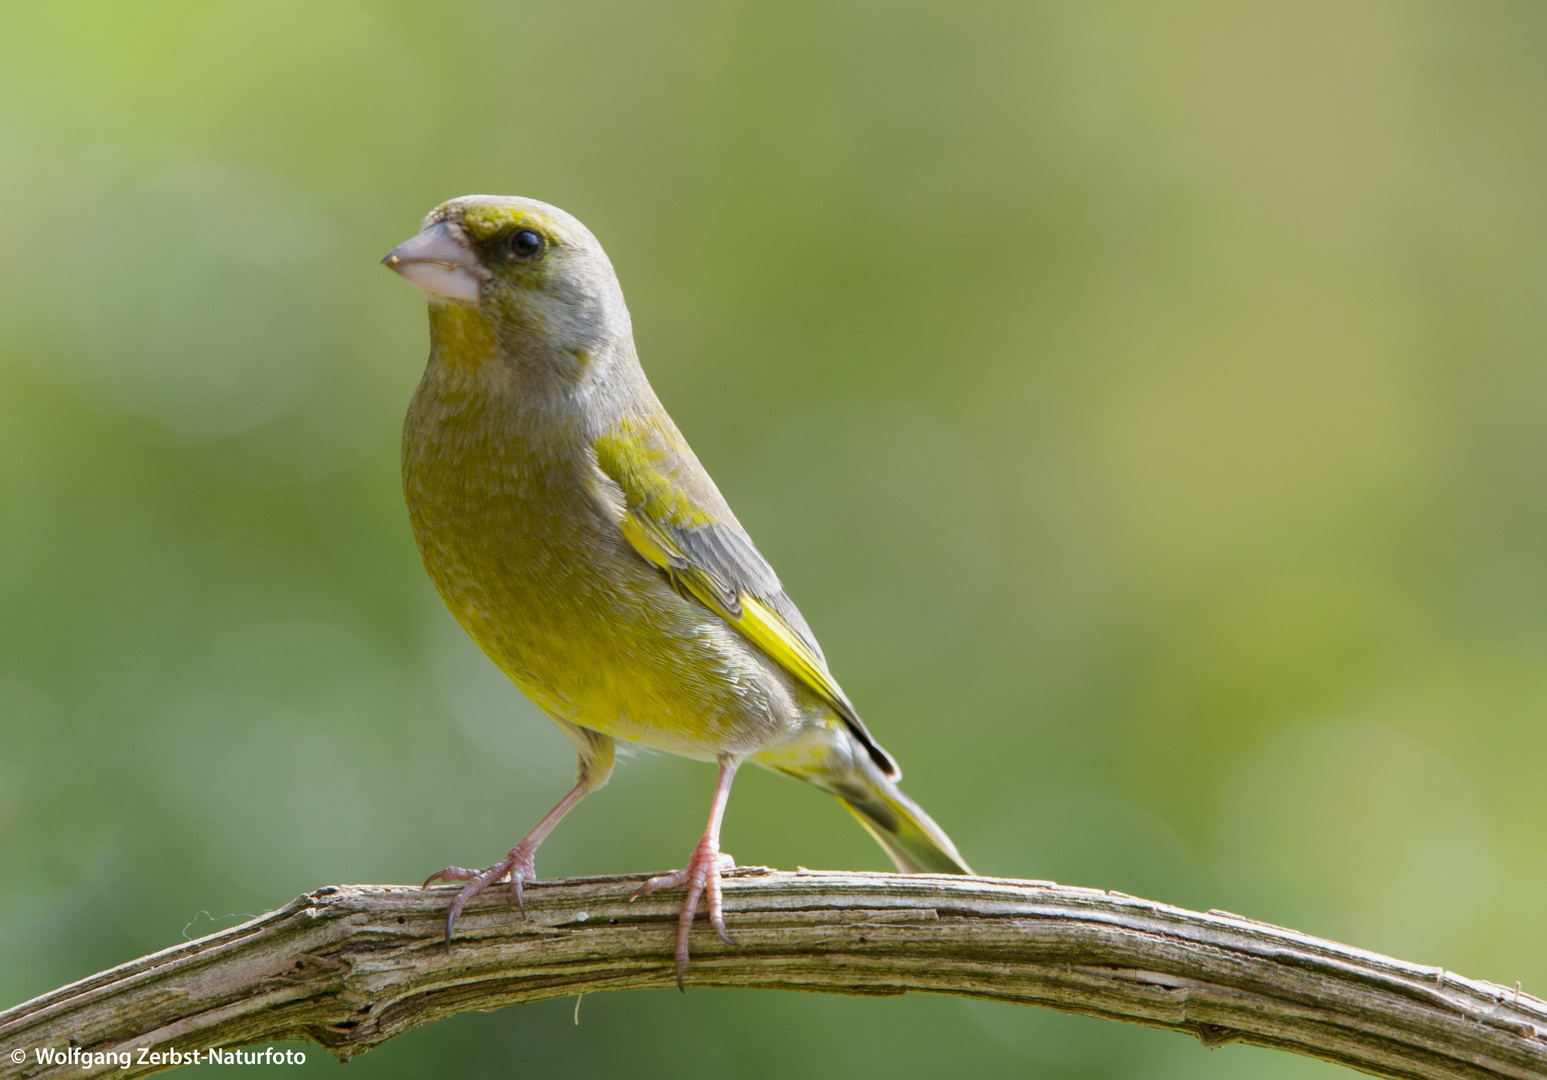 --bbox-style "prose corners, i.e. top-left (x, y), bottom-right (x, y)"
top-left (1, 869), bottom-right (1542, 1079)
